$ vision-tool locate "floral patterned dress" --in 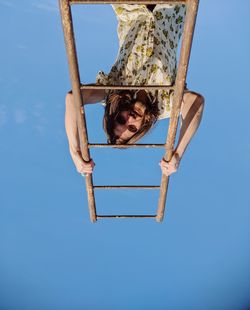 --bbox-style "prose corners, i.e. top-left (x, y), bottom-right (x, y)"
top-left (96, 4), bottom-right (186, 120)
